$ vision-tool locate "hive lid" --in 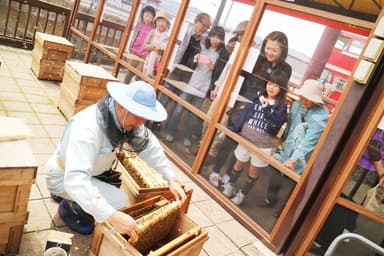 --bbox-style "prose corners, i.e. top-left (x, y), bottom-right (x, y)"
top-left (0, 116), bottom-right (34, 142)
top-left (36, 32), bottom-right (74, 47)
top-left (66, 61), bottom-right (118, 80)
